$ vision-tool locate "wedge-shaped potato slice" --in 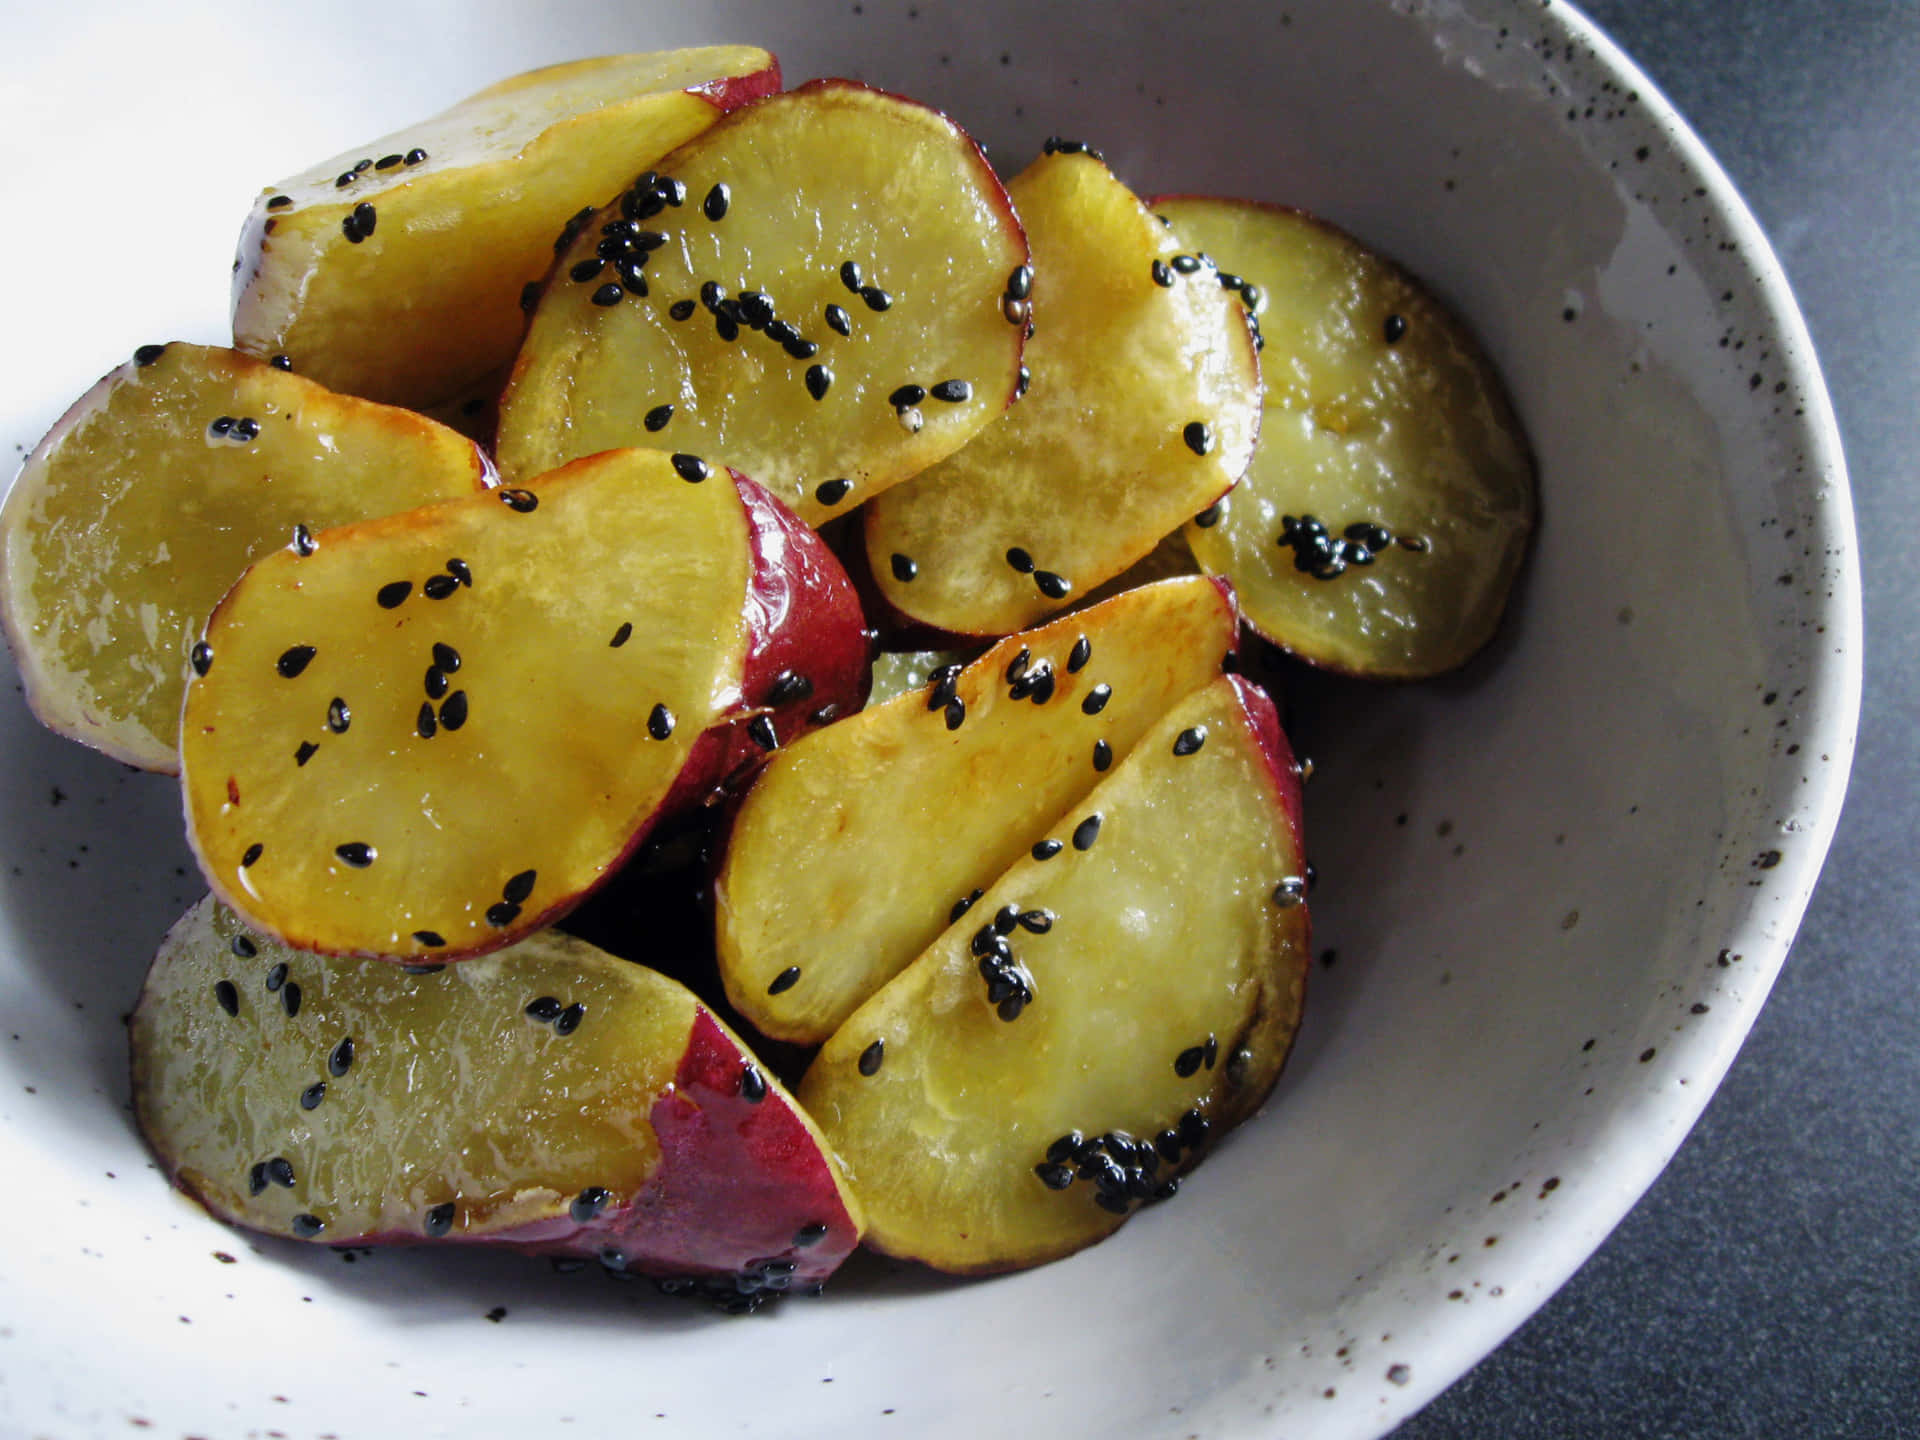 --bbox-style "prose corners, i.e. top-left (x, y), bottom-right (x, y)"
top-left (800, 676), bottom-right (1308, 1272)
top-left (0, 344), bottom-right (490, 772)
top-left (133, 897), bottom-right (862, 1301)
top-left (182, 448), bottom-right (867, 962)
top-left (233, 47), bottom-right (781, 411)
top-left (716, 575), bottom-right (1238, 1044)
top-left (1154, 198), bottom-right (1535, 678)
top-left (496, 79), bottom-right (1029, 527)
top-left (863, 148), bottom-right (1261, 635)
